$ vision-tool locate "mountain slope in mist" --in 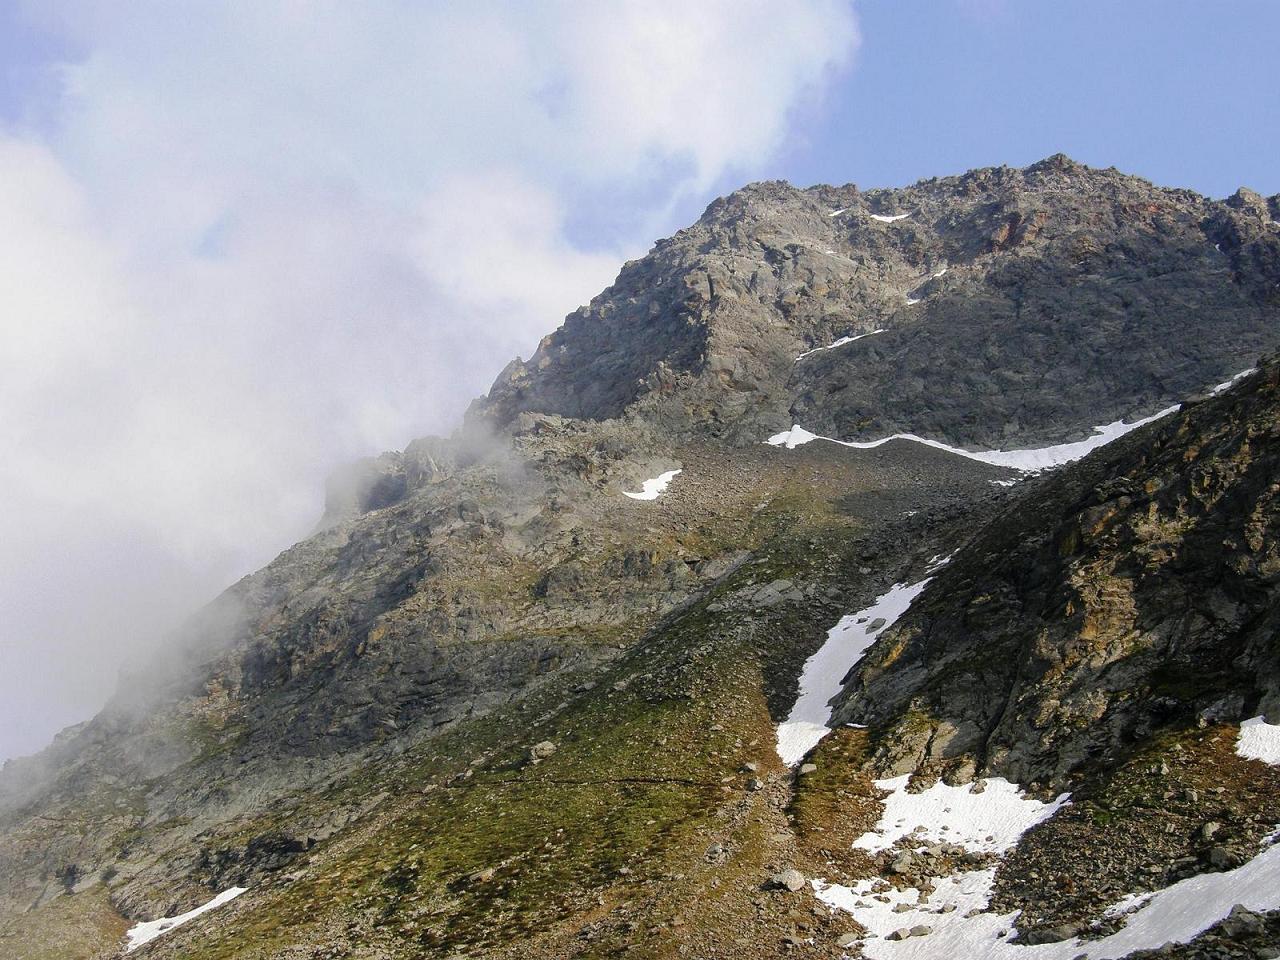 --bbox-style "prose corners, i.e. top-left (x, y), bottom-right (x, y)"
top-left (2, 156), bottom-right (1280, 959)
